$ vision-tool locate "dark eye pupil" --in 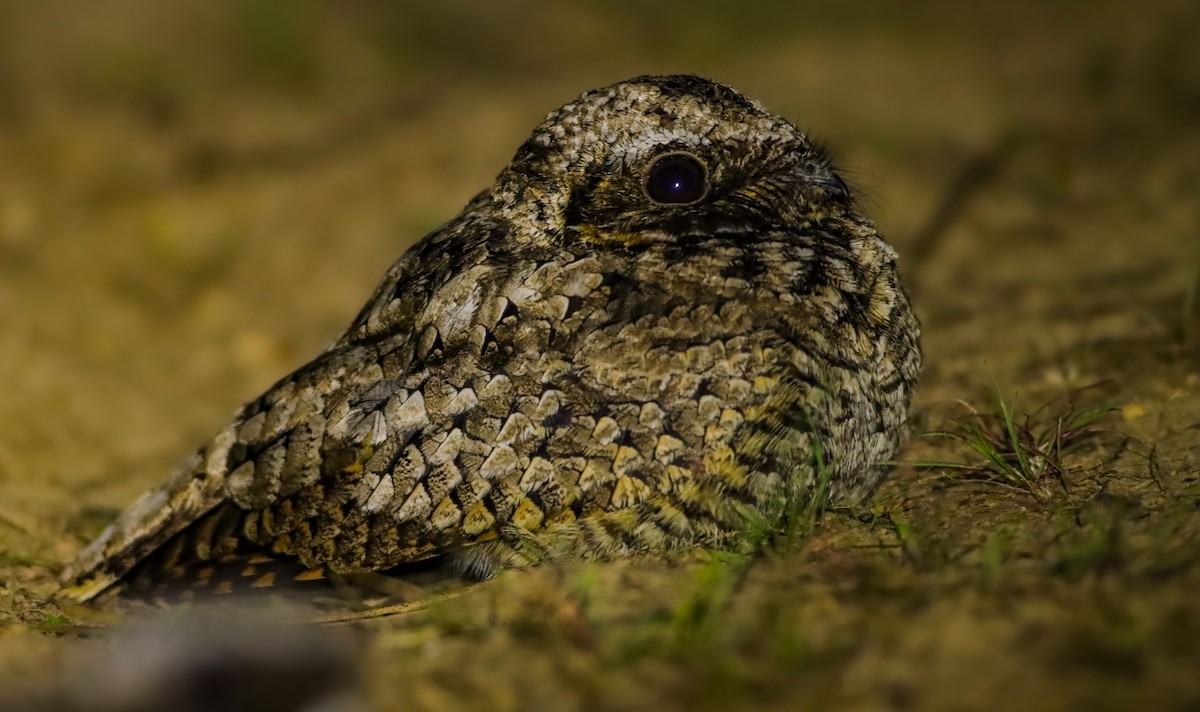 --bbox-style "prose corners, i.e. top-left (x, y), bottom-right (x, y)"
top-left (644, 153), bottom-right (707, 204)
